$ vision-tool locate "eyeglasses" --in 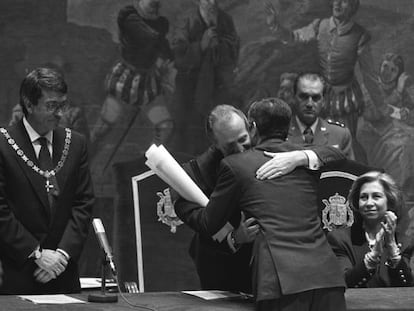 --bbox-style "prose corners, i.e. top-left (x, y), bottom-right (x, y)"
top-left (297, 92), bottom-right (323, 102)
top-left (45, 101), bottom-right (68, 113)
